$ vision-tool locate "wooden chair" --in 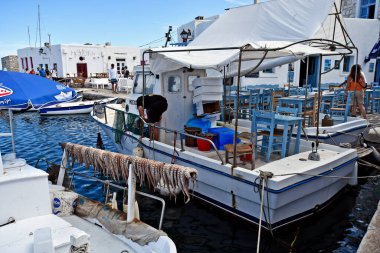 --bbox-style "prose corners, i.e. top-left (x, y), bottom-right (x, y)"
top-left (252, 110), bottom-right (287, 162)
top-left (271, 89), bottom-right (284, 111)
top-left (330, 91), bottom-right (352, 122)
top-left (248, 90), bottom-right (260, 119)
top-left (224, 143), bottom-right (254, 170)
top-left (373, 87), bottom-right (380, 113)
top-left (261, 89), bottom-right (272, 111)
top-left (302, 95), bottom-right (319, 127)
